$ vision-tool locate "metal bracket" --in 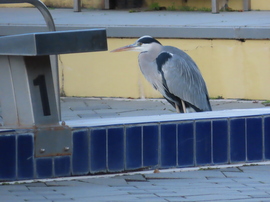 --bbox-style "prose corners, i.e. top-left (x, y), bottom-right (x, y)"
top-left (35, 126), bottom-right (72, 157)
